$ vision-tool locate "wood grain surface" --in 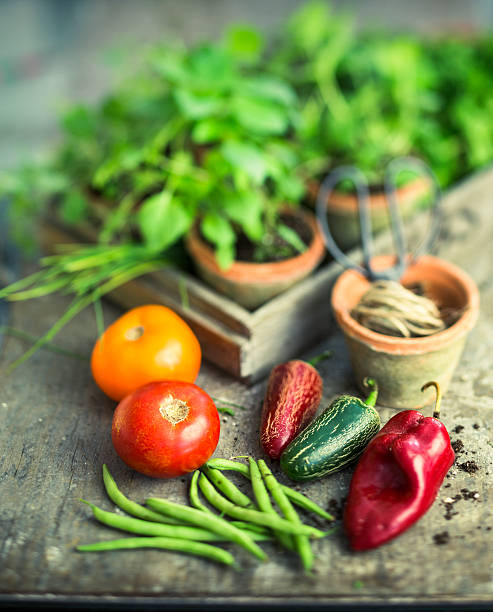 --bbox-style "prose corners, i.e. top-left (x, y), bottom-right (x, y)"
top-left (1, 169), bottom-right (492, 609)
